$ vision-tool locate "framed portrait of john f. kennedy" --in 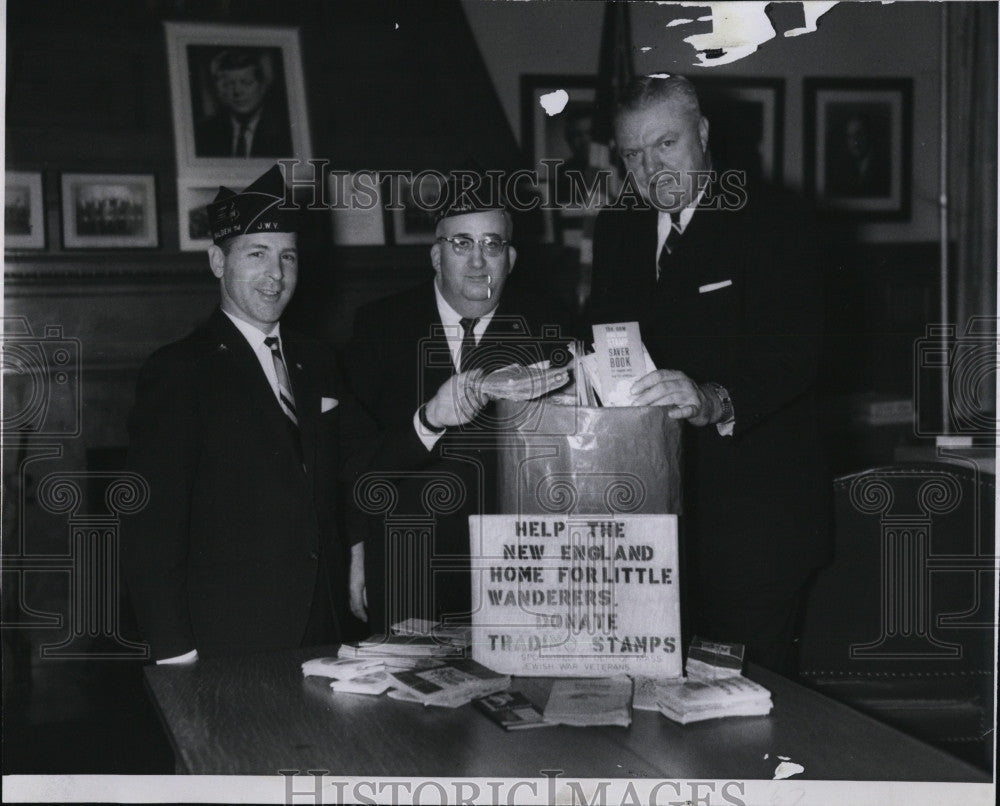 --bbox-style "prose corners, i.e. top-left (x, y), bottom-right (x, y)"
top-left (164, 22), bottom-right (313, 176)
